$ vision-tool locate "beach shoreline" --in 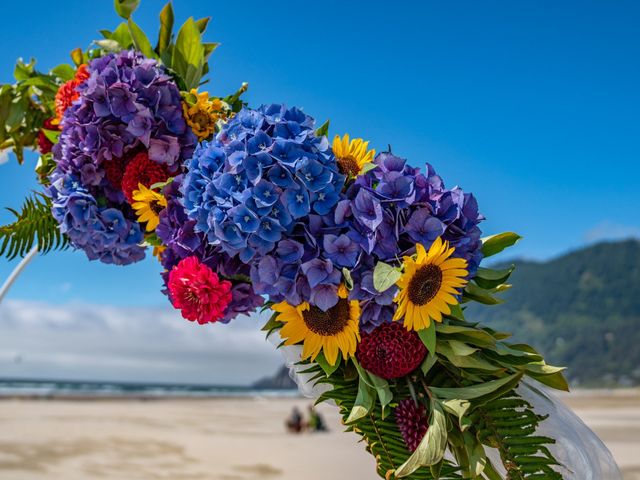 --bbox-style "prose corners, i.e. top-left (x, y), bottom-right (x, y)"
top-left (0, 391), bottom-right (638, 479)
